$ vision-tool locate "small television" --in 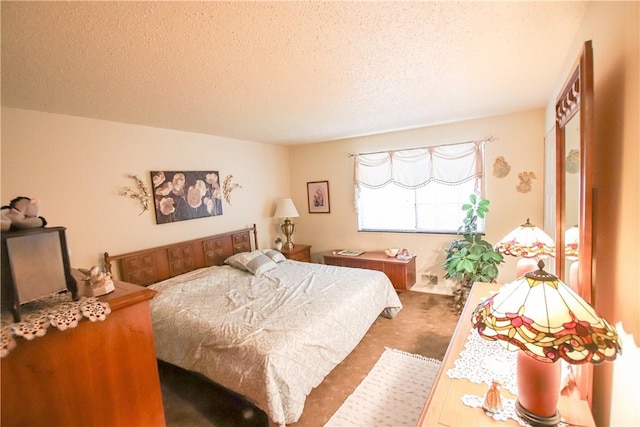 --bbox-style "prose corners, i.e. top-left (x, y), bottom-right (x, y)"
top-left (1, 227), bottom-right (78, 322)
